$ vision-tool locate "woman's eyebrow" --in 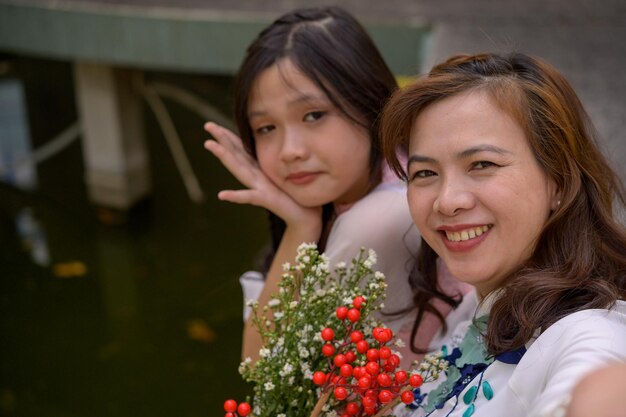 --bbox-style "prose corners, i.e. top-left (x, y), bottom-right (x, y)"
top-left (457, 144), bottom-right (510, 159)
